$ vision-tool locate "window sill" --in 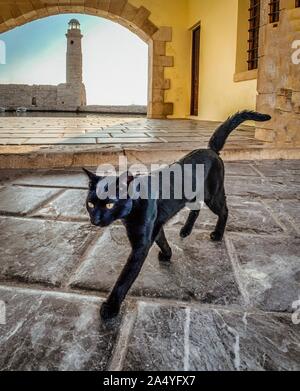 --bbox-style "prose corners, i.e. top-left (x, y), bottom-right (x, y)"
top-left (234, 69), bottom-right (258, 82)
